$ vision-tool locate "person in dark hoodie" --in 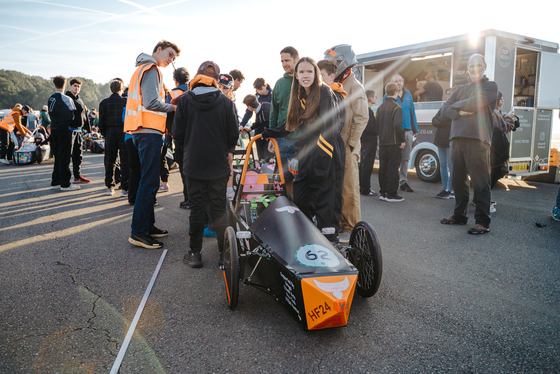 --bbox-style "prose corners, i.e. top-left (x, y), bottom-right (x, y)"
top-left (124, 40), bottom-right (180, 249)
top-left (66, 79), bottom-right (91, 184)
top-left (317, 58), bottom-right (346, 239)
top-left (440, 53), bottom-right (498, 235)
top-left (172, 61), bottom-right (239, 268)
